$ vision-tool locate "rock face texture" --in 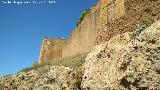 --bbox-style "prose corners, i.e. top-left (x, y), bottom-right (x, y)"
top-left (0, 70), bottom-right (39, 90)
top-left (82, 21), bottom-right (160, 90)
top-left (39, 38), bottom-right (66, 64)
top-left (97, 0), bottom-right (160, 44)
top-left (34, 66), bottom-right (77, 90)
top-left (97, 0), bottom-right (125, 44)
top-left (0, 66), bottom-right (79, 90)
